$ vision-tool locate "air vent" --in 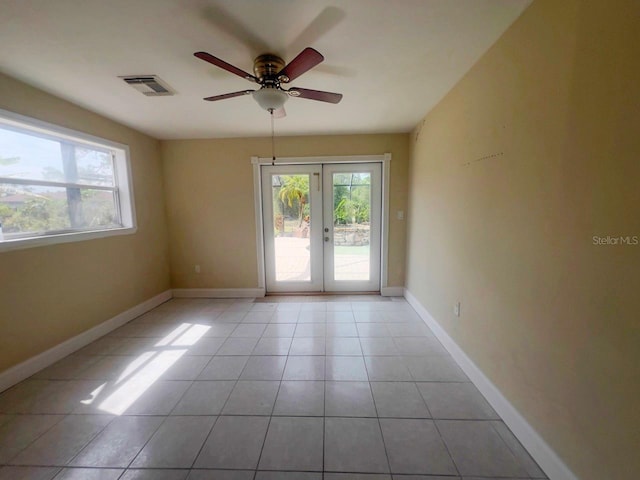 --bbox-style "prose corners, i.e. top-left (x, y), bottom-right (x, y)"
top-left (120, 75), bottom-right (174, 96)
